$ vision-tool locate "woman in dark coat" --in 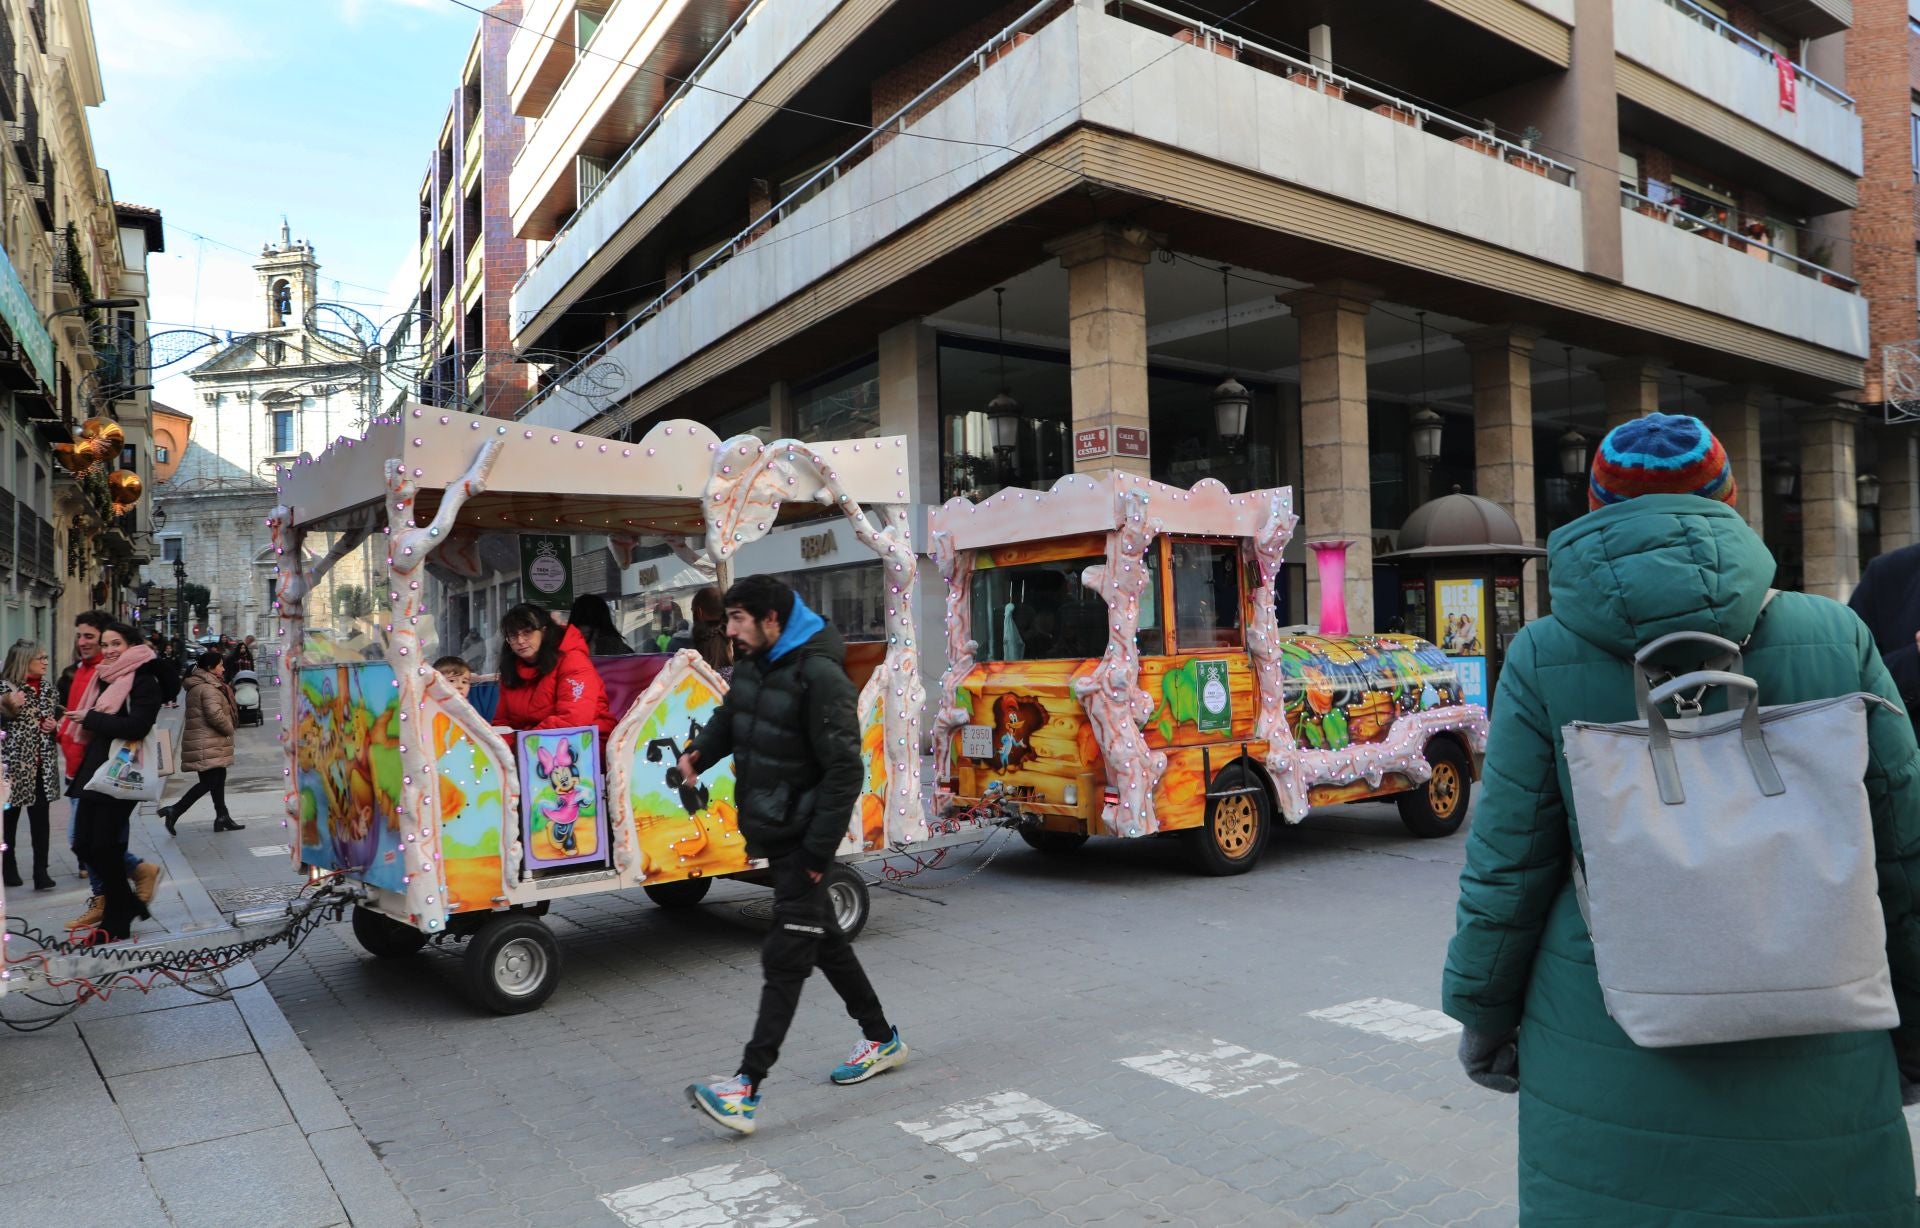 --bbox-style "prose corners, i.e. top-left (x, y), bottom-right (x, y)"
top-left (0, 639), bottom-right (62, 889)
top-left (1443, 415), bottom-right (1920, 1224)
top-left (66, 621), bottom-right (165, 942)
top-left (566, 593), bottom-right (634, 658)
